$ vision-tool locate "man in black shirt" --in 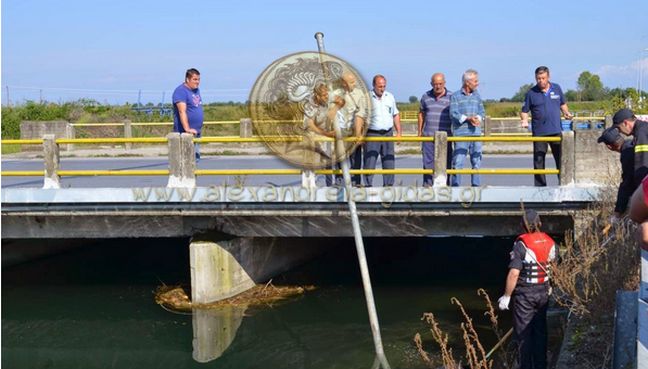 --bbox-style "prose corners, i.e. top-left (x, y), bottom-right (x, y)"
top-left (598, 126), bottom-right (635, 219)
top-left (612, 108), bottom-right (648, 188)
